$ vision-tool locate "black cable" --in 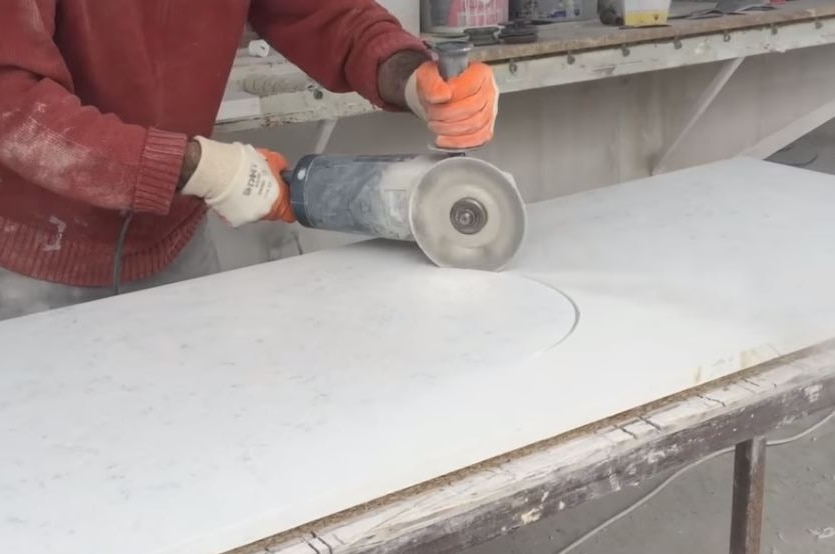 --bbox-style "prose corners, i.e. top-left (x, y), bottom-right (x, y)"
top-left (554, 409), bottom-right (835, 554)
top-left (772, 143), bottom-right (819, 168)
top-left (784, 152), bottom-right (819, 168)
top-left (112, 211), bottom-right (134, 296)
